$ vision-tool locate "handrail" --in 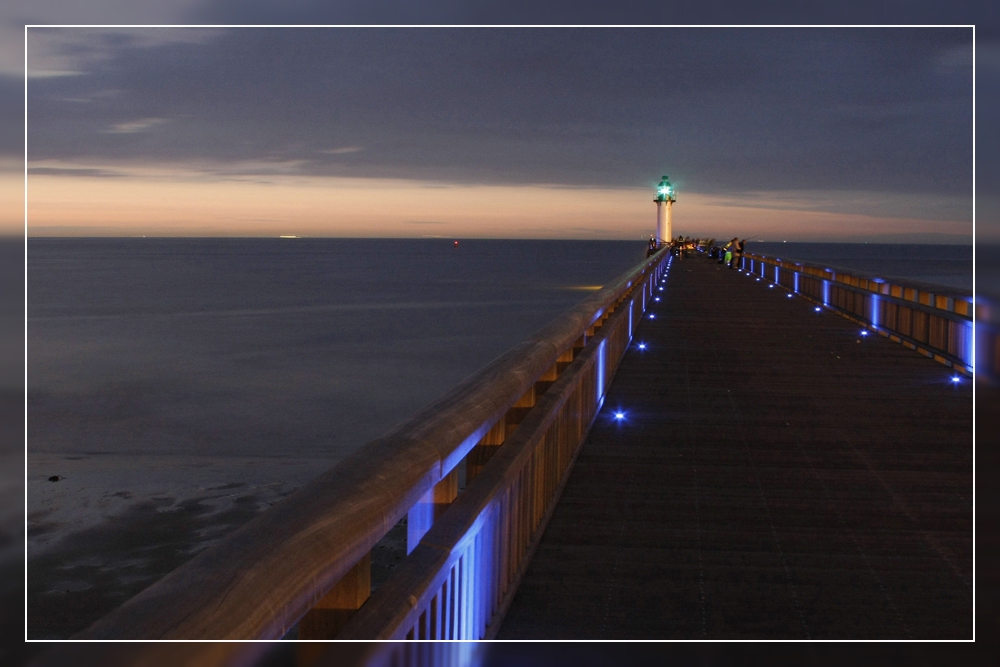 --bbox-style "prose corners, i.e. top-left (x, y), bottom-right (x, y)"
top-left (741, 252), bottom-right (974, 375)
top-left (76, 249), bottom-right (669, 640)
top-left (338, 250), bottom-right (660, 639)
